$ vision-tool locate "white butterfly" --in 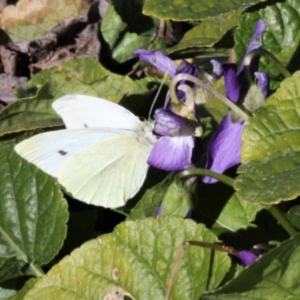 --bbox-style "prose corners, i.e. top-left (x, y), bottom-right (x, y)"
top-left (15, 94), bottom-right (157, 208)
